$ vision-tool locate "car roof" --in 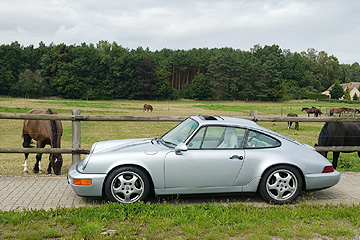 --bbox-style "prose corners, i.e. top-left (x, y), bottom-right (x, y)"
top-left (190, 115), bottom-right (259, 128)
